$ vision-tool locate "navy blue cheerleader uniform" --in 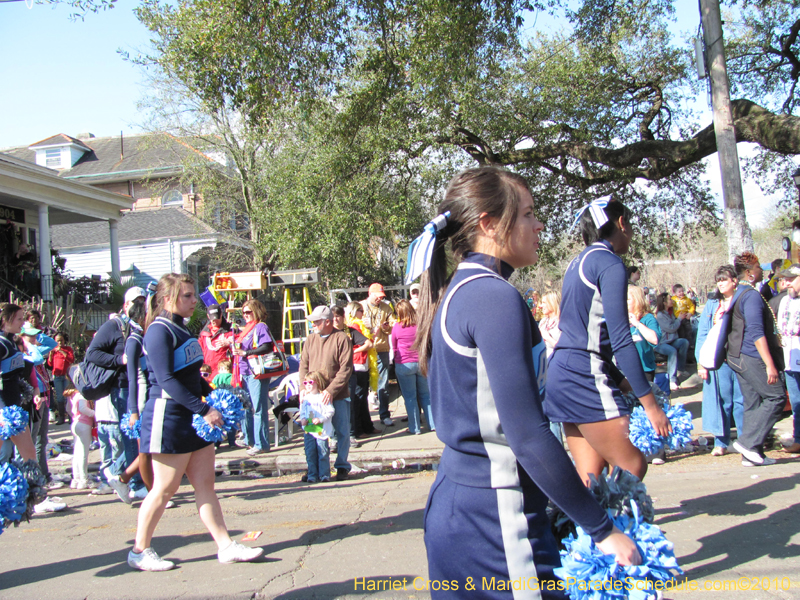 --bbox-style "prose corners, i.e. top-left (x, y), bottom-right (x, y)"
top-left (424, 253), bottom-right (613, 599)
top-left (545, 240), bottom-right (651, 424)
top-left (140, 313), bottom-right (213, 454)
top-left (0, 333), bottom-right (25, 408)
